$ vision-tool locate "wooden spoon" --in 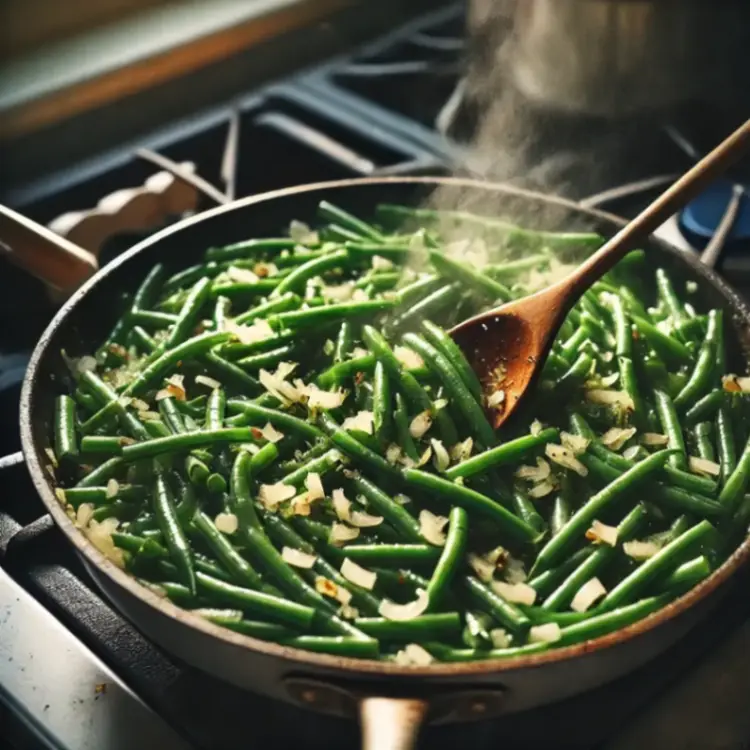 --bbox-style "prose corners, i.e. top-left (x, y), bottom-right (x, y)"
top-left (450, 118), bottom-right (750, 430)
